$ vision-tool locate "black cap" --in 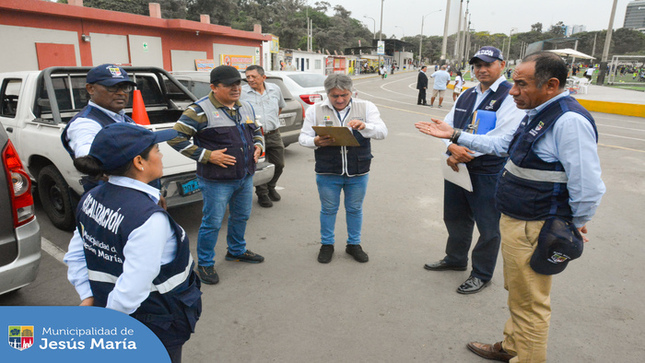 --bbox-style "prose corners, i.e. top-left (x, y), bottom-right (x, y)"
top-left (530, 217), bottom-right (584, 275)
top-left (469, 46), bottom-right (504, 64)
top-left (210, 65), bottom-right (242, 85)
